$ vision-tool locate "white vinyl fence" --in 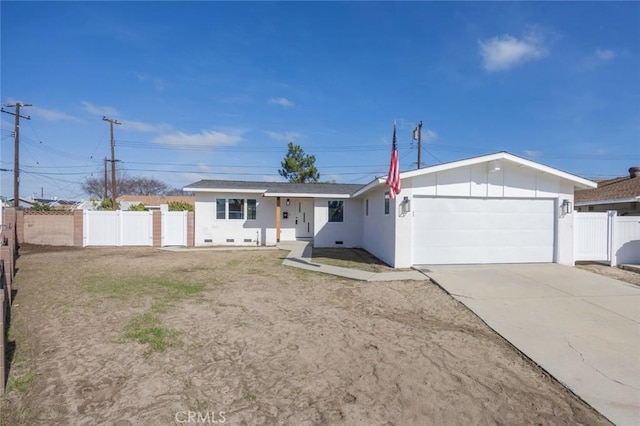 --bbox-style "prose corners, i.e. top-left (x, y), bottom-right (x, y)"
top-left (574, 212), bottom-right (640, 266)
top-left (161, 211), bottom-right (188, 246)
top-left (84, 210), bottom-right (153, 247)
